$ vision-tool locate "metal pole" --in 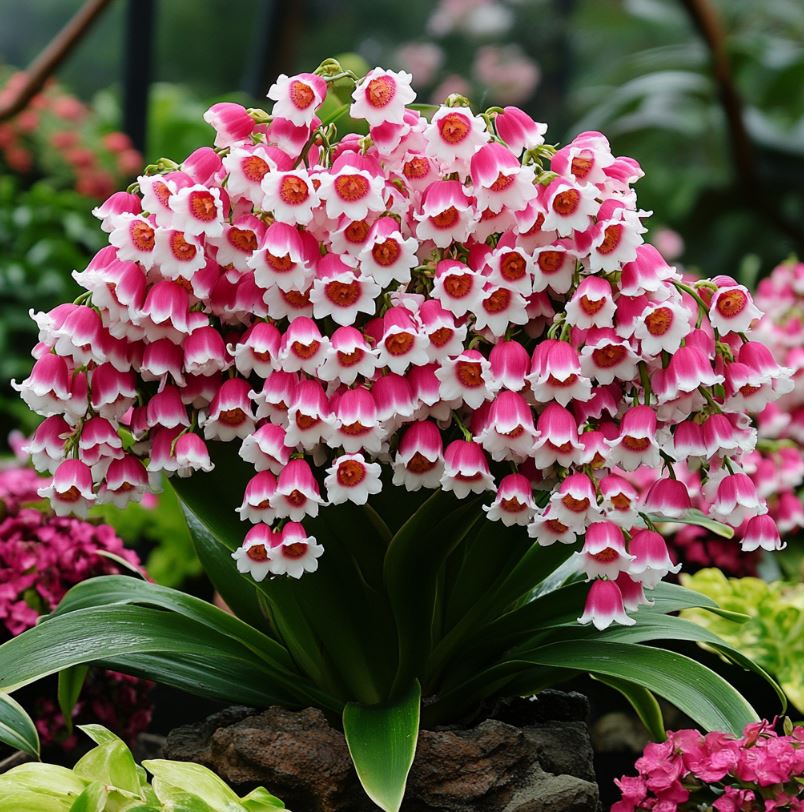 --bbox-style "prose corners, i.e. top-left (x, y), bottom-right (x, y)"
top-left (122, 0), bottom-right (155, 155)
